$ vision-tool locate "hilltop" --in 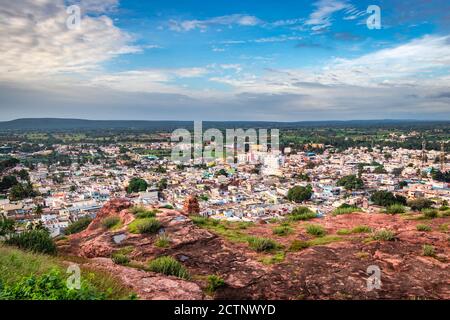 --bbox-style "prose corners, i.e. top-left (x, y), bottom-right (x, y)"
top-left (58, 199), bottom-right (450, 300)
